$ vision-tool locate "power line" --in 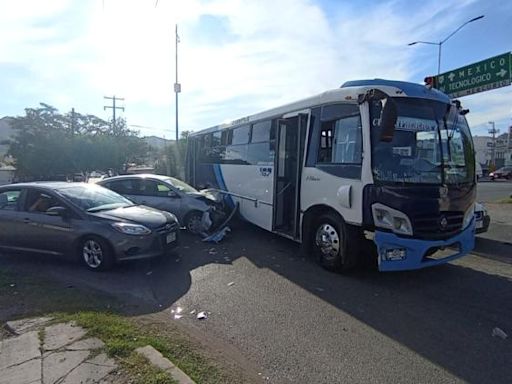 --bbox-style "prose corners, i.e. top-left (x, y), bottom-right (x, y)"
top-left (104, 95), bottom-right (125, 131)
